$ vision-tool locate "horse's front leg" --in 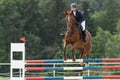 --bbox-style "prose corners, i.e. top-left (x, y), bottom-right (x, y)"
top-left (71, 47), bottom-right (76, 62)
top-left (63, 41), bottom-right (67, 61)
